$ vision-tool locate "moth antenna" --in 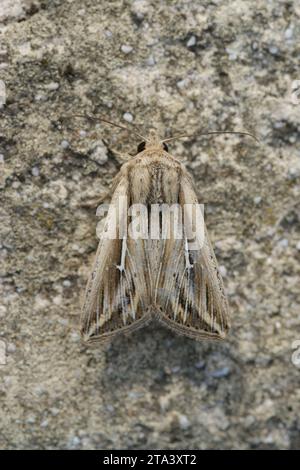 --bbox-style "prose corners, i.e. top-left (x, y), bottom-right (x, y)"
top-left (162, 131), bottom-right (260, 144)
top-left (70, 113), bottom-right (148, 142)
